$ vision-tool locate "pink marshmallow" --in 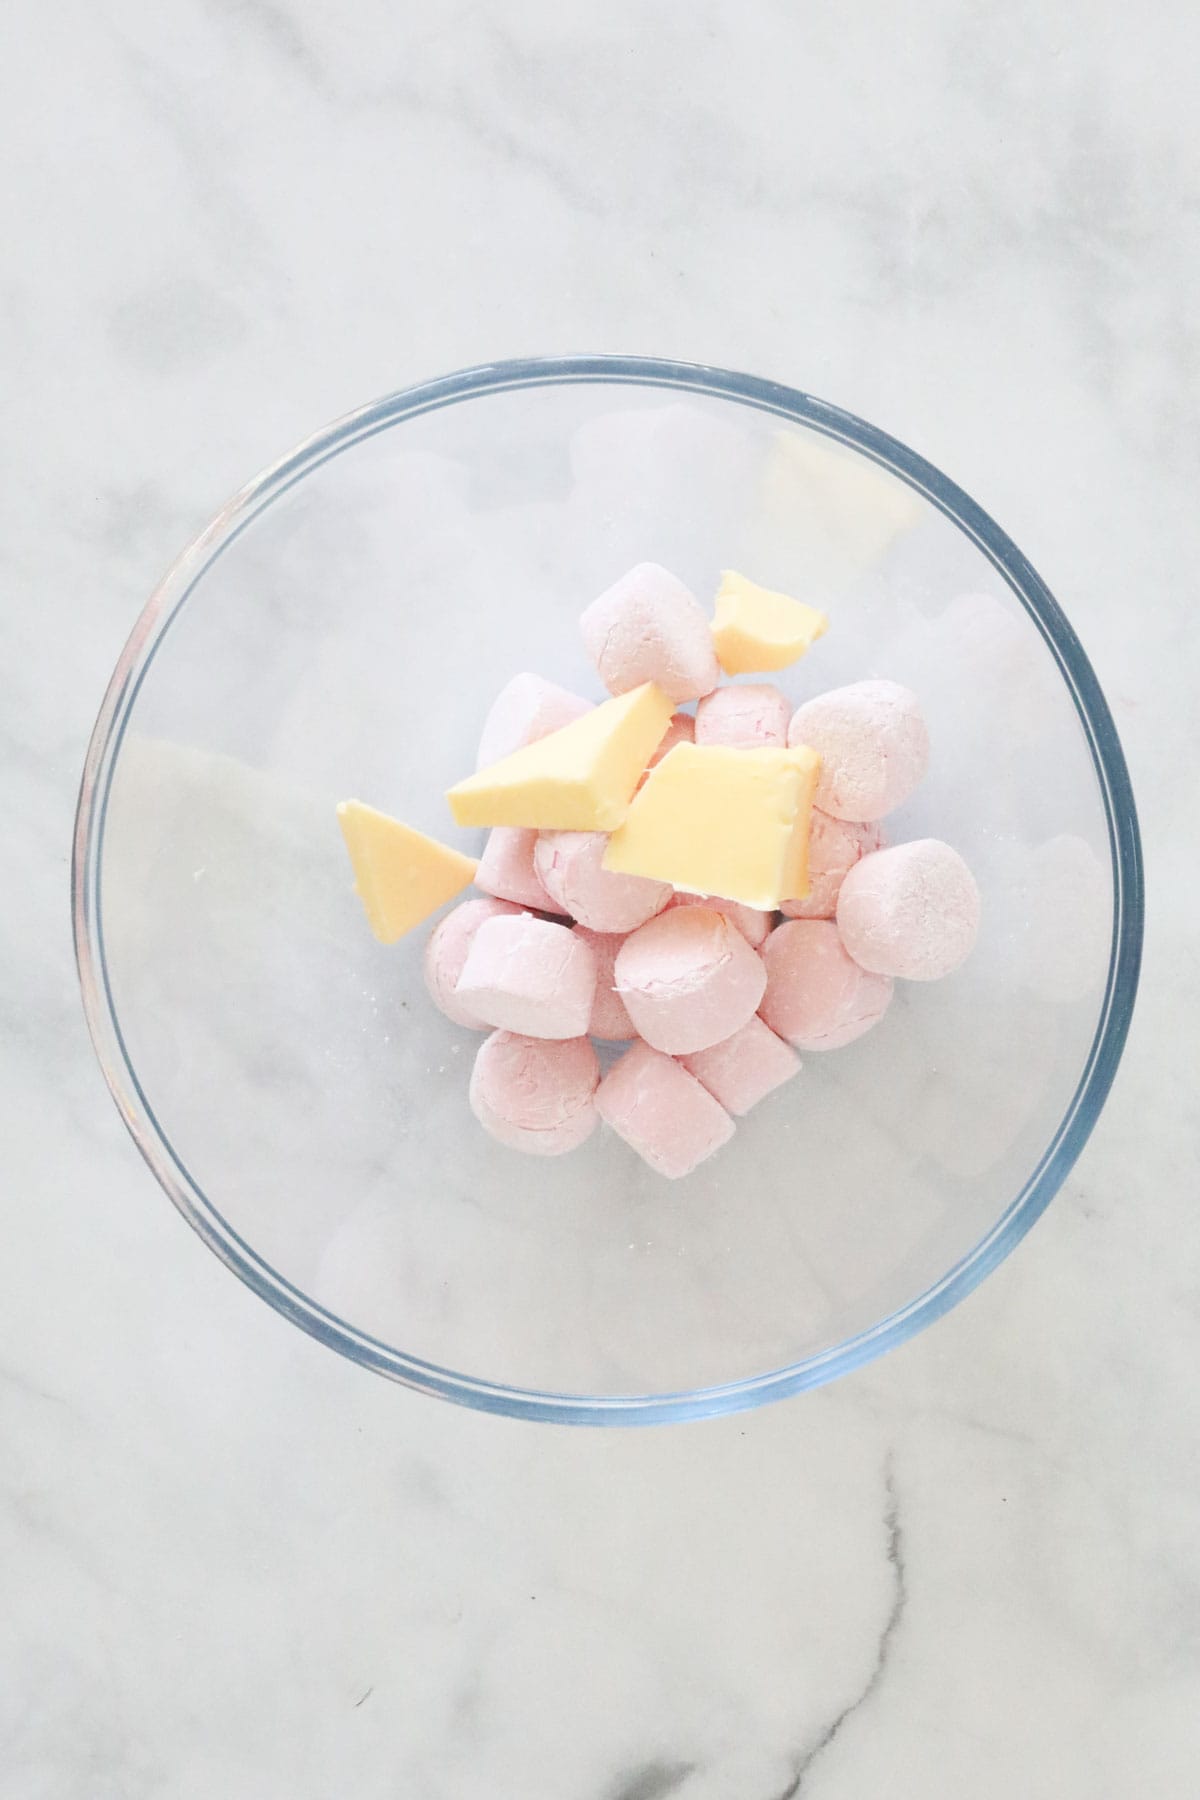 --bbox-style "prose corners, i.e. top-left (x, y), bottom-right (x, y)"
top-left (640, 710), bottom-right (696, 784)
top-left (760, 919), bottom-right (894, 1051)
top-left (580, 562), bottom-right (720, 703)
top-left (476, 826), bottom-right (563, 913)
top-left (680, 1016), bottom-right (800, 1116)
top-left (595, 1040), bottom-right (734, 1179)
top-left (534, 830), bottom-right (671, 933)
top-left (424, 897), bottom-right (524, 1029)
top-left (469, 1030), bottom-right (599, 1155)
top-left (694, 683), bottom-right (789, 748)
top-left (666, 890), bottom-right (773, 949)
top-left (788, 679), bottom-right (929, 821)
top-left (454, 913), bottom-right (597, 1039)
top-left (475, 672), bottom-right (593, 770)
top-left (615, 906), bottom-right (767, 1056)
top-left (572, 927), bottom-right (637, 1041)
top-left (781, 811), bottom-right (885, 921)
top-left (836, 838), bottom-right (981, 980)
